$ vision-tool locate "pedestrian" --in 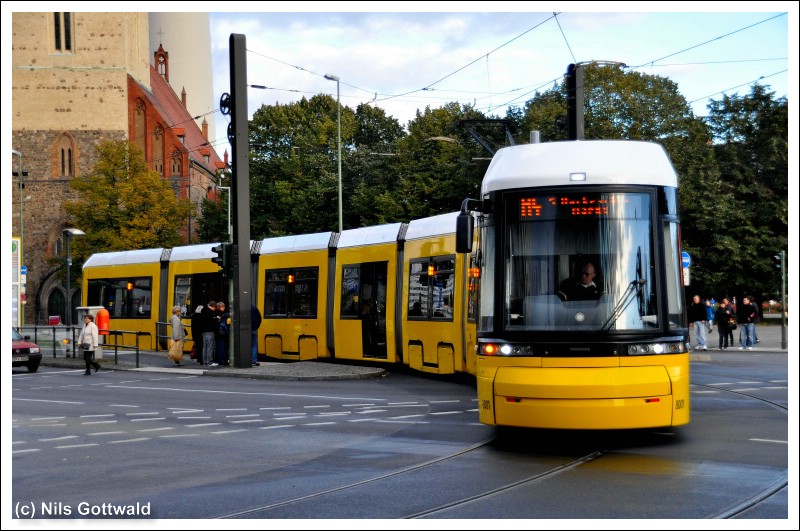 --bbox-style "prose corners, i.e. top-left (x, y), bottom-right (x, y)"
top-left (251, 303), bottom-right (262, 367)
top-left (688, 294), bottom-right (708, 351)
top-left (190, 305), bottom-right (204, 364)
top-left (738, 295), bottom-right (759, 350)
top-left (714, 298), bottom-right (734, 350)
top-left (215, 301), bottom-right (230, 365)
top-left (201, 300), bottom-right (219, 366)
top-left (706, 298), bottom-right (715, 333)
top-left (728, 298), bottom-right (737, 347)
top-left (168, 305), bottom-right (185, 366)
top-left (78, 314), bottom-right (101, 375)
